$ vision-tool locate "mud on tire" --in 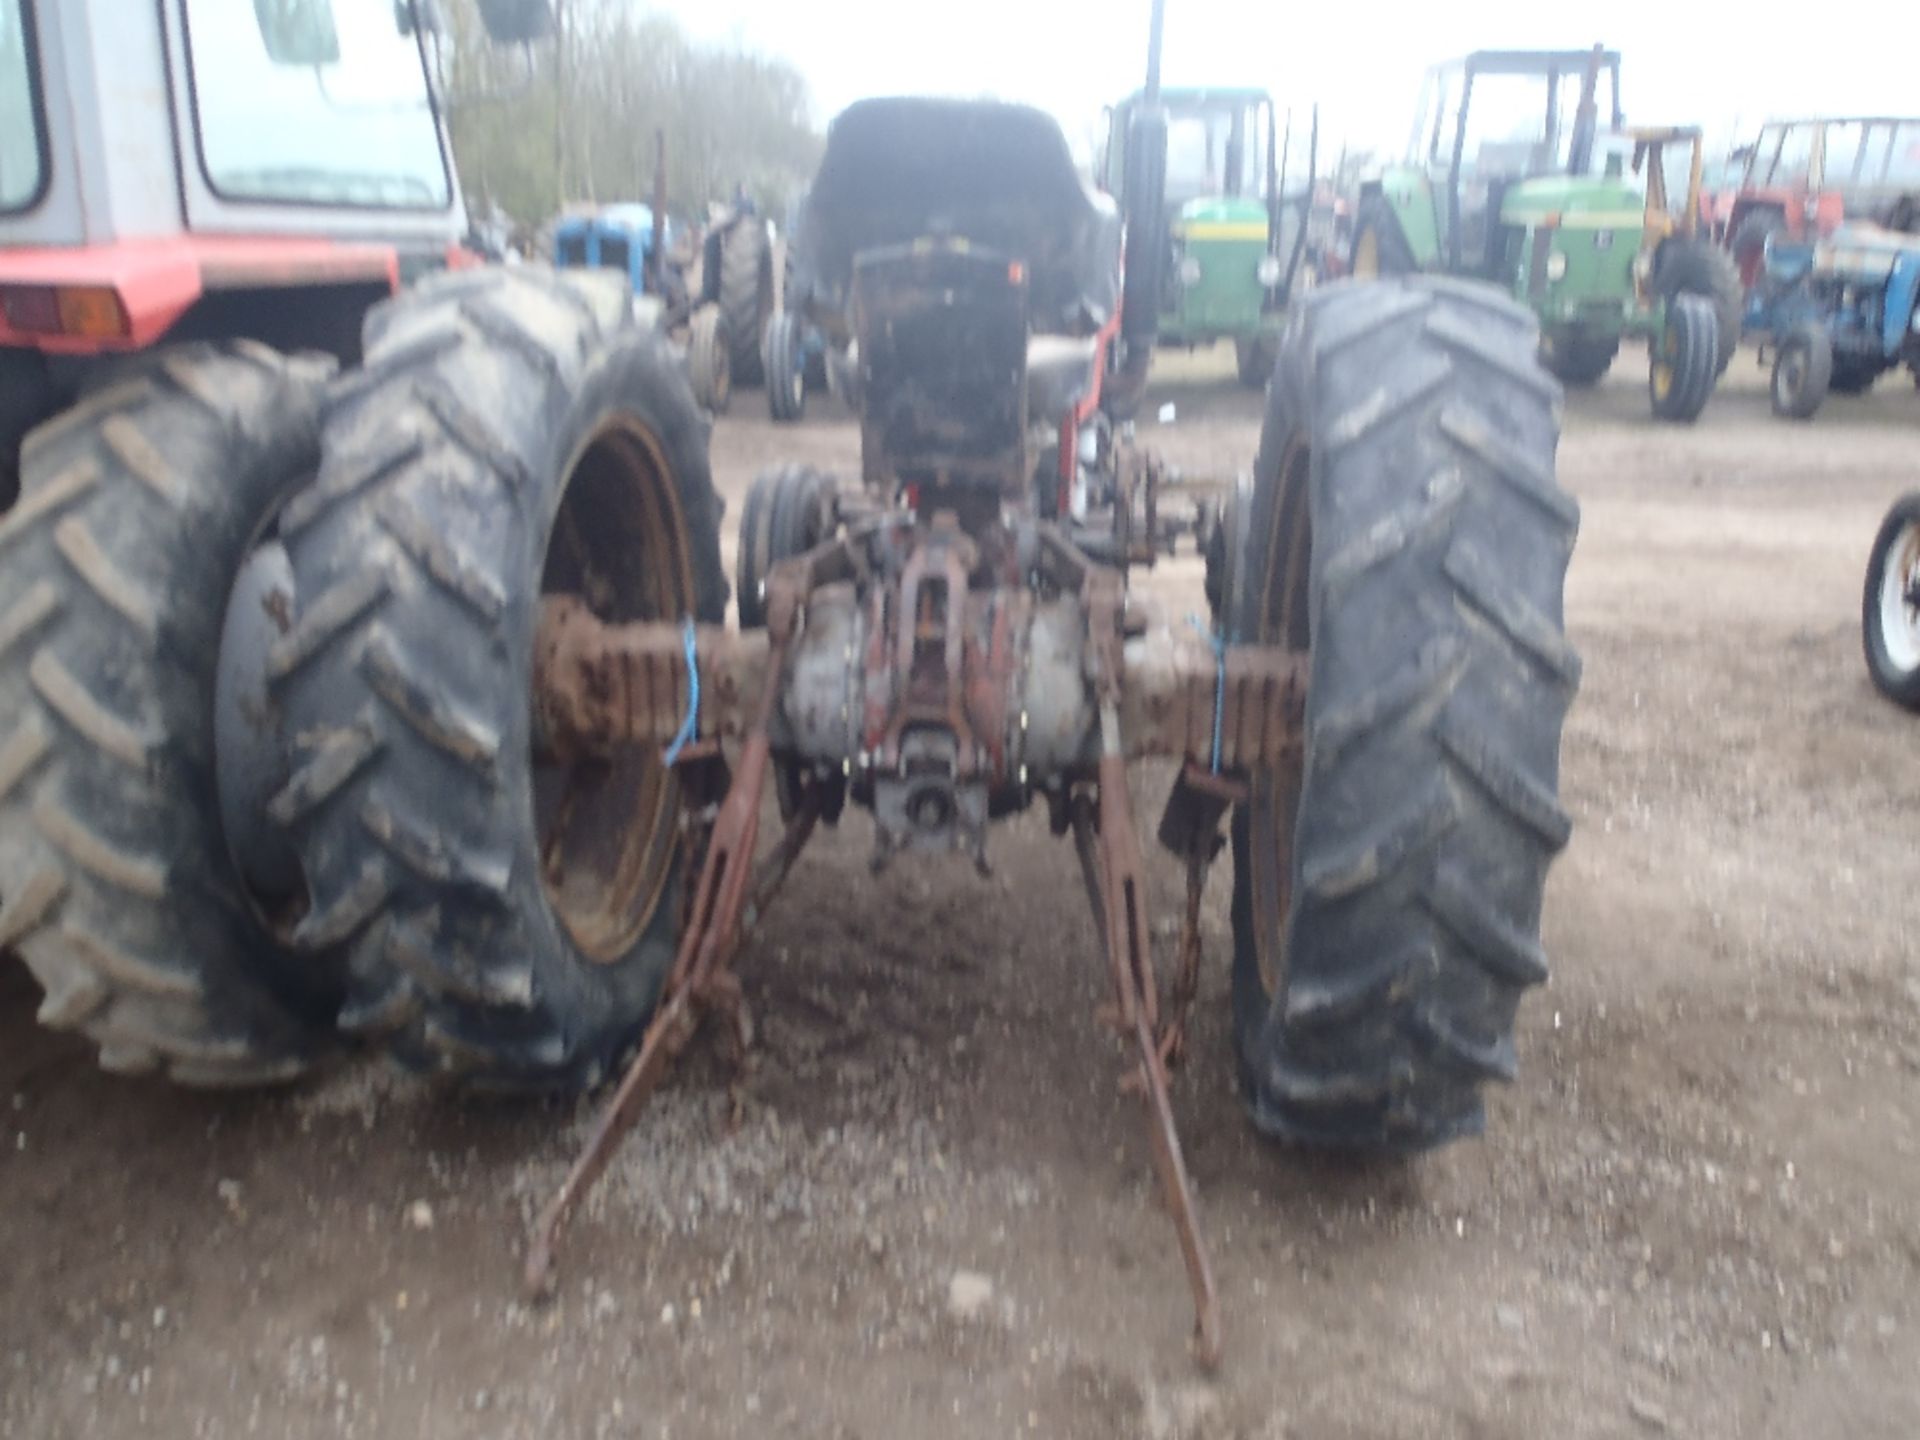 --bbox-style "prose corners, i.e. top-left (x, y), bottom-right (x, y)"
top-left (270, 266), bottom-right (726, 1089)
top-left (1221, 276), bottom-right (1580, 1151)
top-left (0, 343), bottom-right (340, 1083)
